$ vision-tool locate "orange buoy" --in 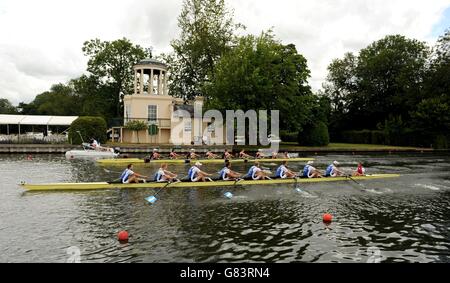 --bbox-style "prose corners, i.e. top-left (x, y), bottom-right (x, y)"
top-left (323, 213), bottom-right (333, 223)
top-left (118, 231), bottom-right (129, 242)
